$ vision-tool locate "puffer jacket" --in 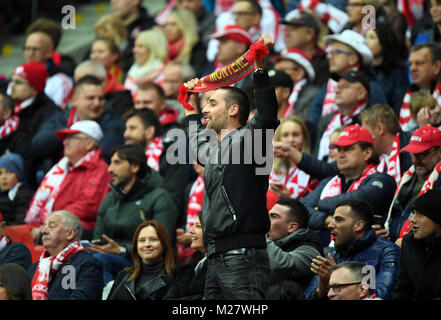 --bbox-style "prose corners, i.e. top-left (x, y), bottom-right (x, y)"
top-left (184, 70), bottom-right (279, 256)
top-left (93, 169), bottom-right (178, 258)
top-left (304, 229), bottom-right (400, 300)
